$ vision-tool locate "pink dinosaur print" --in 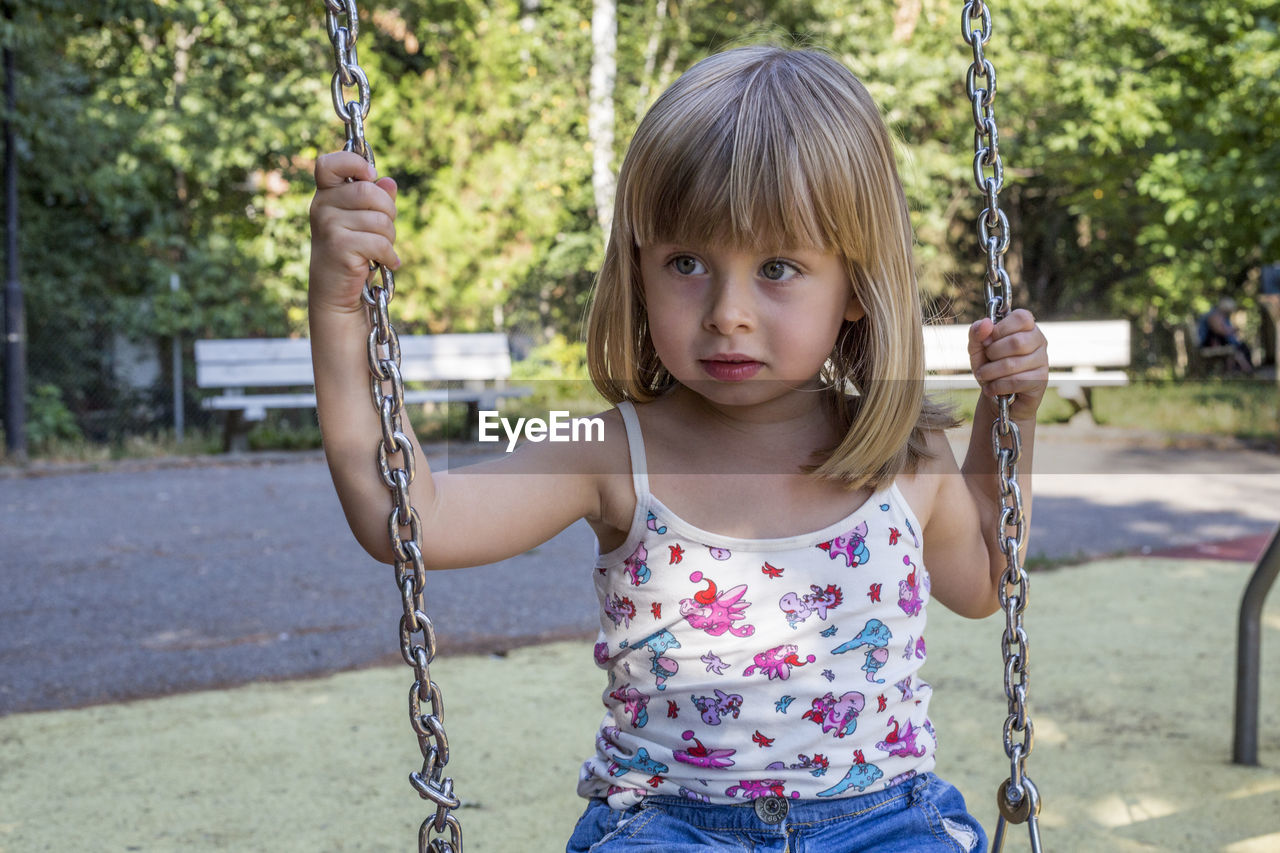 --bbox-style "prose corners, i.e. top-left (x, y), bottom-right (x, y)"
top-left (877, 716), bottom-right (927, 759)
top-left (802, 690), bottom-right (865, 738)
top-left (765, 753), bottom-right (830, 778)
top-left (816, 521), bottom-right (871, 567)
top-left (898, 555), bottom-right (926, 616)
top-left (679, 571), bottom-right (755, 637)
top-left (604, 593), bottom-right (636, 627)
top-left (609, 684), bottom-right (651, 728)
top-left (724, 779), bottom-right (795, 800)
top-left (691, 689), bottom-right (743, 725)
top-left (624, 543), bottom-right (651, 586)
top-left (778, 583), bottom-right (843, 628)
top-left (743, 644), bottom-right (817, 680)
top-left (673, 729), bottom-right (737, 768)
